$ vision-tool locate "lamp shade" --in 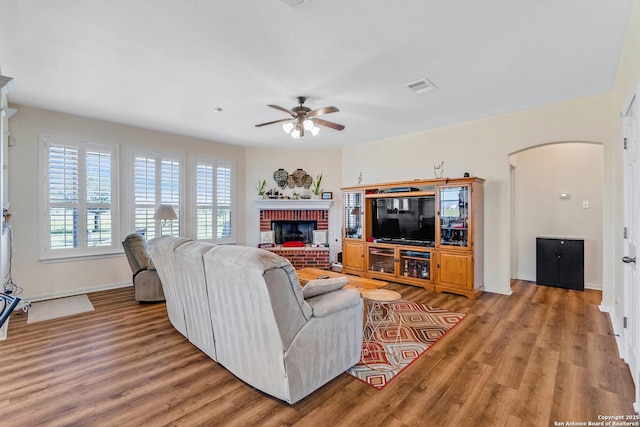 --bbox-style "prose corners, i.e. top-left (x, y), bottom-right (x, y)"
top-left (154, 204), bottom-right (177, 221)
